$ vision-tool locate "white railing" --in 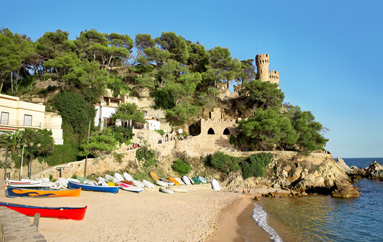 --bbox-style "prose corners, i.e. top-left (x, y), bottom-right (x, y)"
top-left (0, 119), bottom-right (42, 129)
